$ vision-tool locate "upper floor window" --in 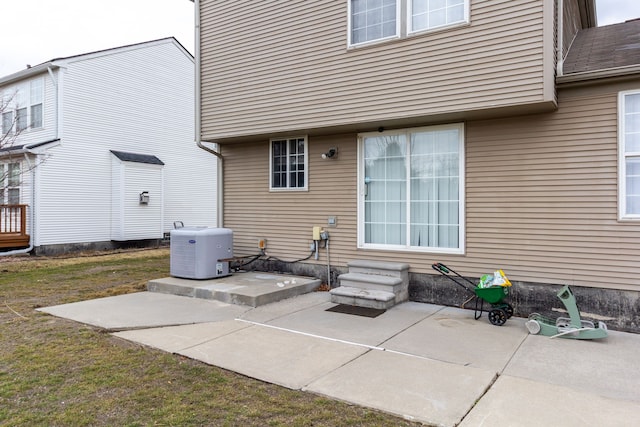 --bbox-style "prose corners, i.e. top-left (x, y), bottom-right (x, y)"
top-left (350, 0), bottom-right (399, 45)
top-left (30, 79), bottom-right (43, 129)
top-left (1, 111), bottom-right (12, 135)
top-left (409, 0), bottom-right (467, 33)
top-left (270, 136), bottom-right (308, 191)
top-left (349, 0), bottom-right (469, 46)
top-left (0, 77), bottom-right (44, 135)
top-left (619, 90), bottom-right (640, 220)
